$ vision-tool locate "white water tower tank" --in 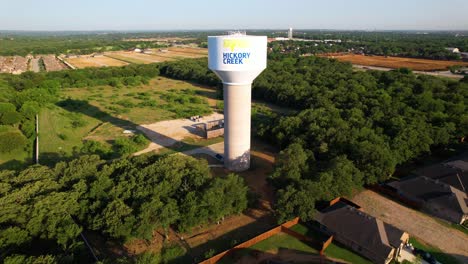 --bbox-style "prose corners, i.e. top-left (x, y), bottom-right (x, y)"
top-left (208, 33), bottom-right (267, 171)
